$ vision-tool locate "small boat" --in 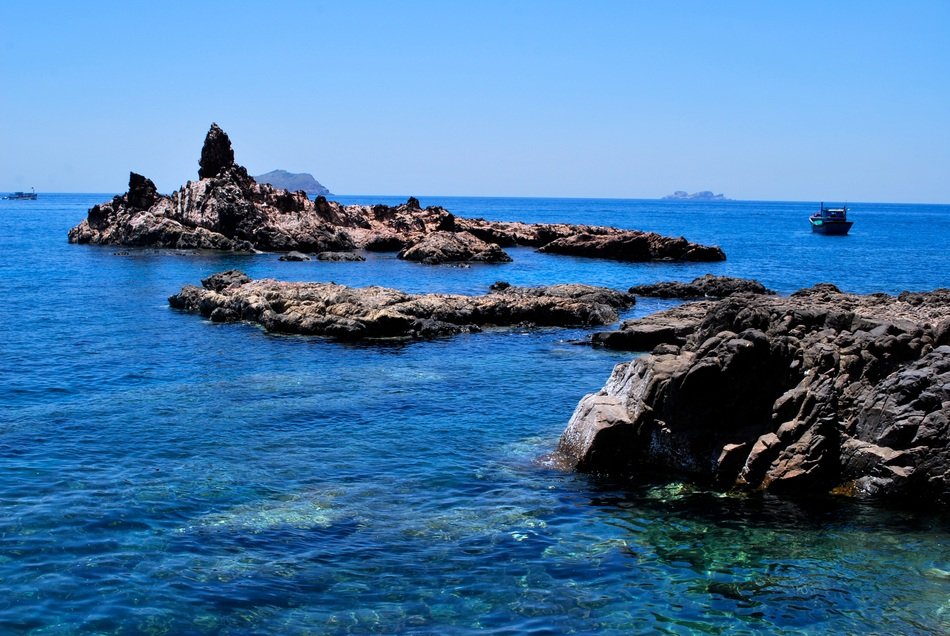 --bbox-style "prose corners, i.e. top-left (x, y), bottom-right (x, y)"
top-left (3, 187), bottom-right (37, 200)
top-left (809, 202), bottom-right (852, 235)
